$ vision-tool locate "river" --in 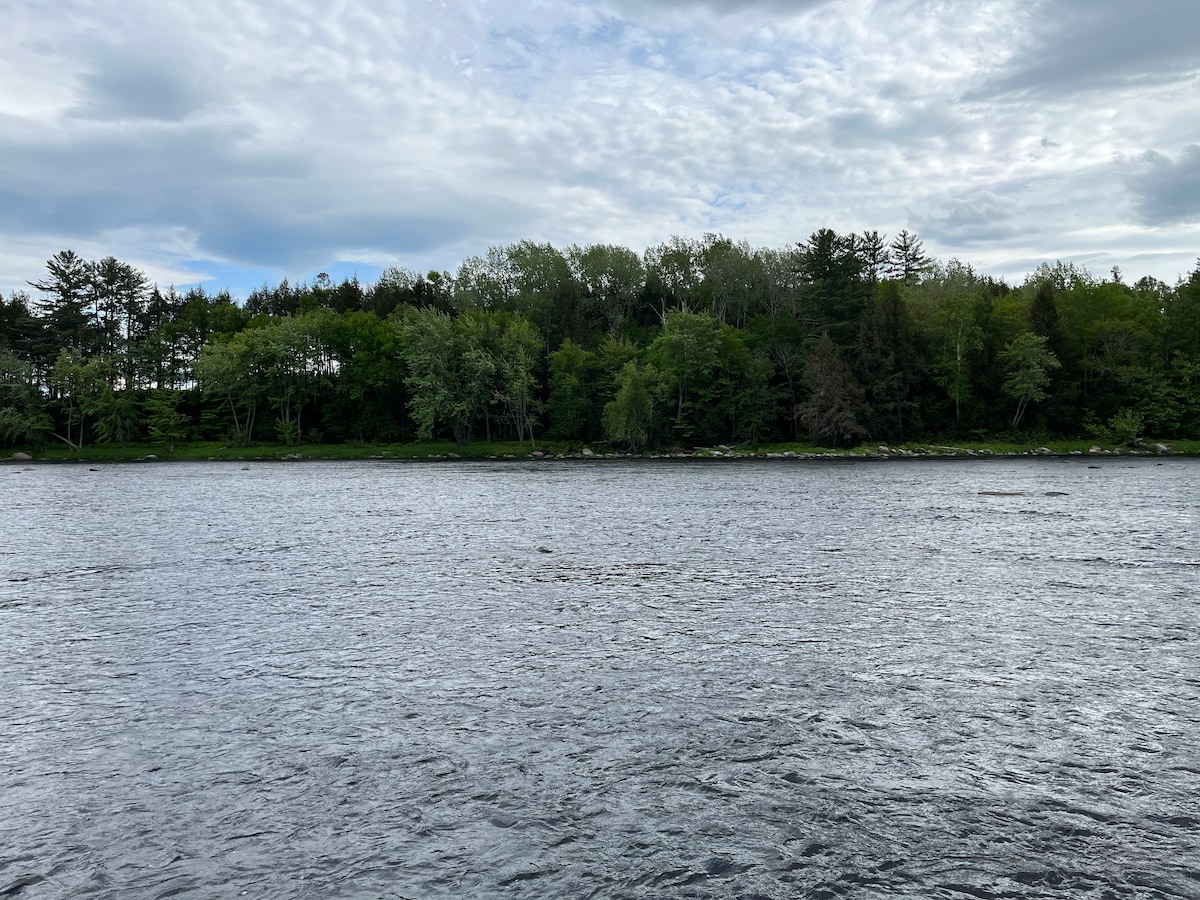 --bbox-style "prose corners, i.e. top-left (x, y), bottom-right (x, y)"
top-left (1, 457), bottom-right (1198, 898)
